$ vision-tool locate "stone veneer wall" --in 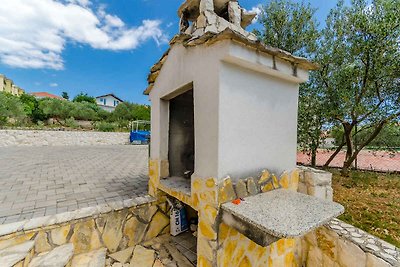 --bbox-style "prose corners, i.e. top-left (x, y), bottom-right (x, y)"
top-left (149, 160), bottom-right (399, 267)
top-left (149, 158), bottom-right (302, 266)
top-left (0, 130), bottom-right (130, 147)
top-left (298, 167), bottom-right (400, 267)
top-left (0, 196), bottom-right (170, 257)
